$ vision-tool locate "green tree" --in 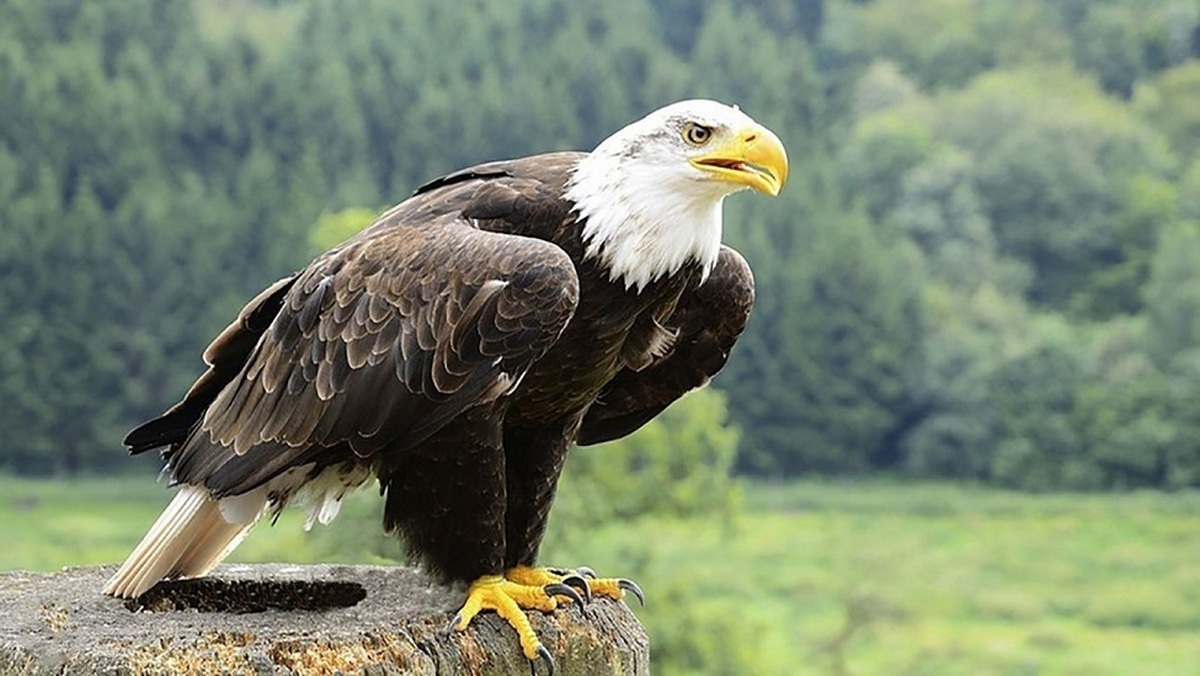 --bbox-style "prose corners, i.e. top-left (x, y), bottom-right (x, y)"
top-left (0, 0), bottom-right (320, 474)
top-left (942, 68), bottom-right (1173, 314)
top-left (839, 107), bottom-right (938, 223)
top-left (723, 204), bottom-right (926, 475)
top-left (823, 0), bottom-right (996, 90)
top-left (1143, 224), bottom-right (1200, 367)
top-left (1073, 4), bottom-right (1153, 96)
top-left (888, 148), bottom-right (1017, 290)
top-left (987, 319), bottom-right (1092, 490)
top-left (1077, 355), bottom-right (1173, 488)
top-left (898, 285), bottom-right (1021, 481)
top-left (1135, 62), bottom-right (1200, 164)
top-left (842, 65), bottom-right (1174, 317)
